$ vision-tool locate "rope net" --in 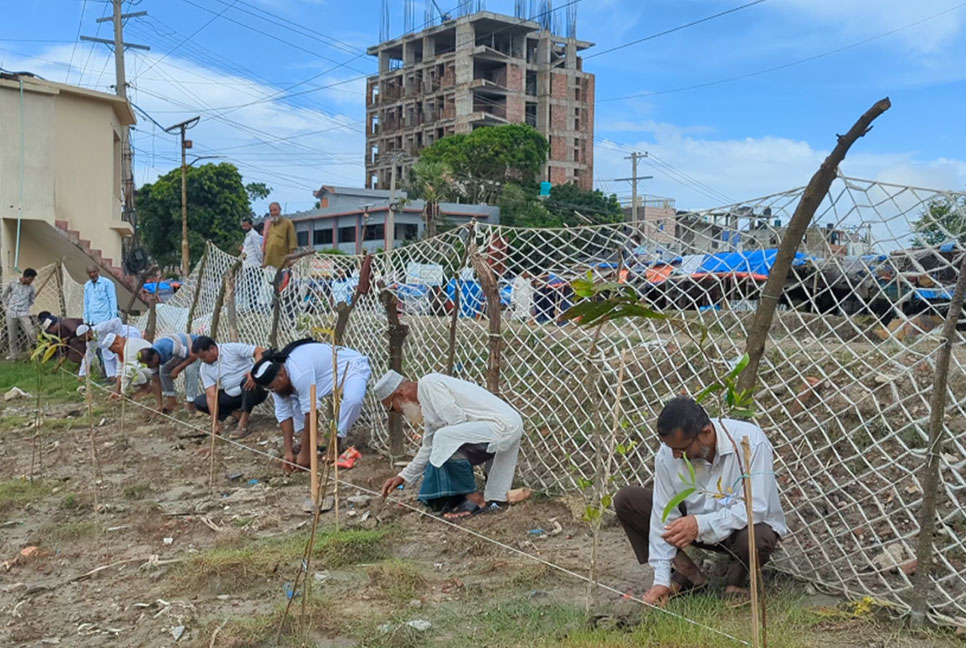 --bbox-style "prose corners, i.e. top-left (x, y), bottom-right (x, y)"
top-left (116, 174), bottom-right (963, 622)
